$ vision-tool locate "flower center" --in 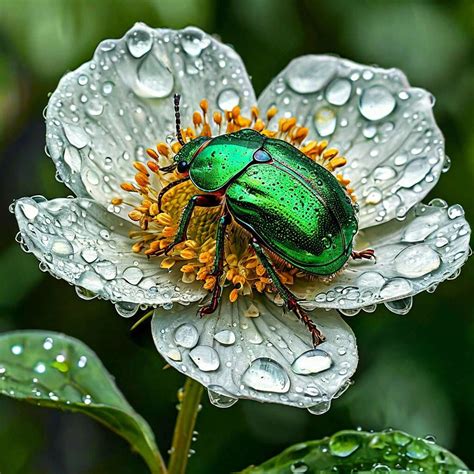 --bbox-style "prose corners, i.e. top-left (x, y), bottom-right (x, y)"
top-left (114, 100), bottom-right (355, 302)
